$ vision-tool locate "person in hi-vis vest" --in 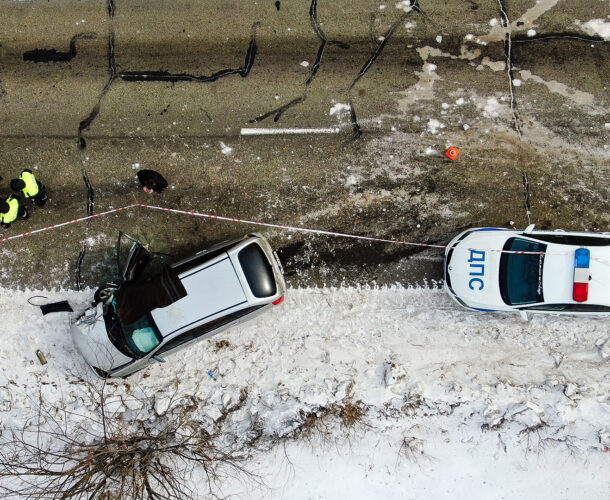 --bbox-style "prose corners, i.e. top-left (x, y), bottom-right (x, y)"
top-left (0, 194), bottom-right (28, 229)
top-left (10, 169), bottom-right (48, 207)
